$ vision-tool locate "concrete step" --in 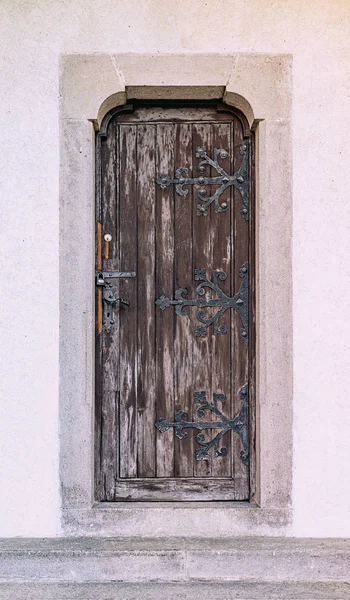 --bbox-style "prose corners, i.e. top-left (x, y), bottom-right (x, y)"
top-left (1, 581), bottom-right (350, 600)
top-left (0, 537), bottom-right (349, 598)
